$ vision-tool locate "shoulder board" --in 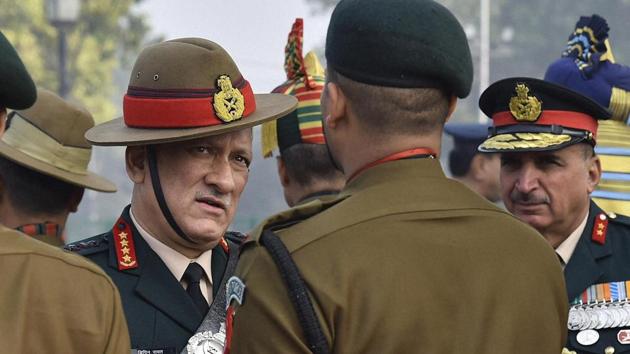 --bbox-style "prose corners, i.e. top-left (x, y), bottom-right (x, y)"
top-left (64, 233), bottom-right (109, 256)
top-left (608, 211), bottom-right (630, 227)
